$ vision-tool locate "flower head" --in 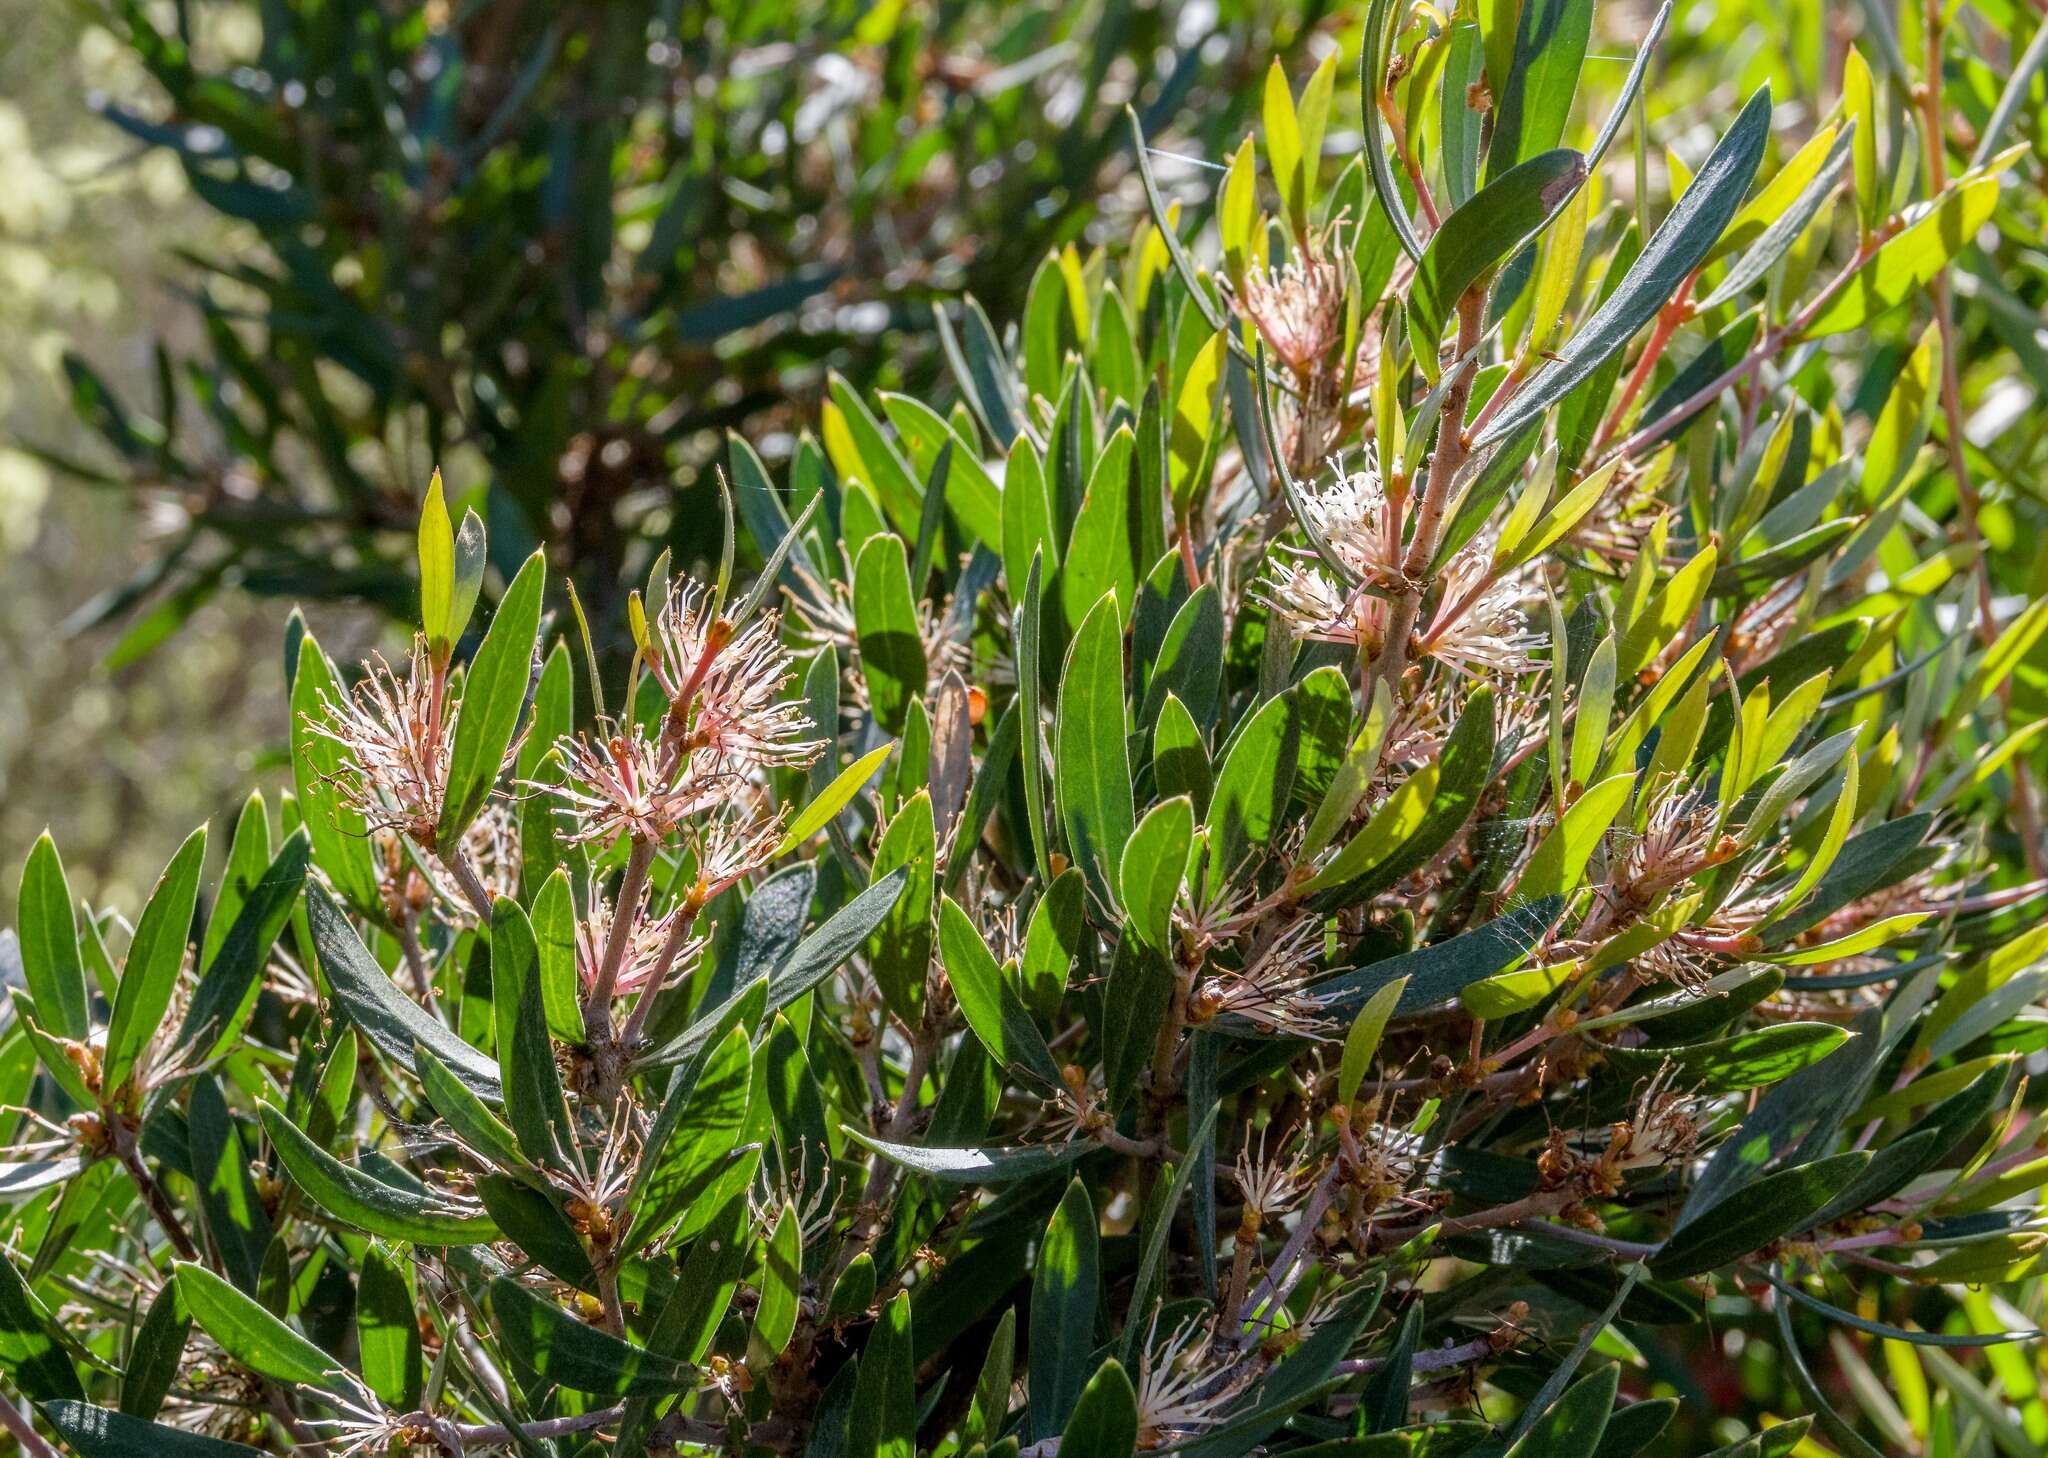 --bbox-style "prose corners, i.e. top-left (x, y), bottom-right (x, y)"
top-left (1226, 236), bottom-right (1346, 377)
top-left (305, 636), bottom-right (454, 846)
top-left (545, 722), bottom-right (725, 846)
